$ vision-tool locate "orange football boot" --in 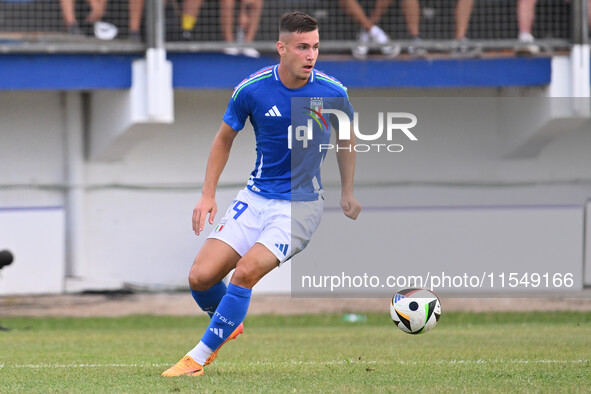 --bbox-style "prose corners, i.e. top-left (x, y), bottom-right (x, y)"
top-left (204, 322), bottom-right (244, 366)
top-left (161, 355), bottom-right (204, 377)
